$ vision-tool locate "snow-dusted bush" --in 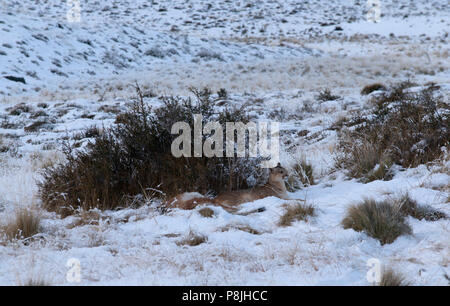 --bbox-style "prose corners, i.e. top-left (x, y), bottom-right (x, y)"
top-left (286, 158), bottom-right (315, 192)
top-left (342, 198), bottom-right (412, 245)
top-left (397, 194), bottom-right (447, 221)
top-left (144, 46), bottom-right (165, 58)
top-left (39, 86), bottom-right (266, 216)
top-left (196, 48), bottom-right (224, 61)
top-left (102, 49), bottom-right (129, 69)
top-left (336, 83), bottom-right (449, 181)
top-left (316, 88), bottom-right (340, 102)
top-left (361, 83), bottom-right (387, 95)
